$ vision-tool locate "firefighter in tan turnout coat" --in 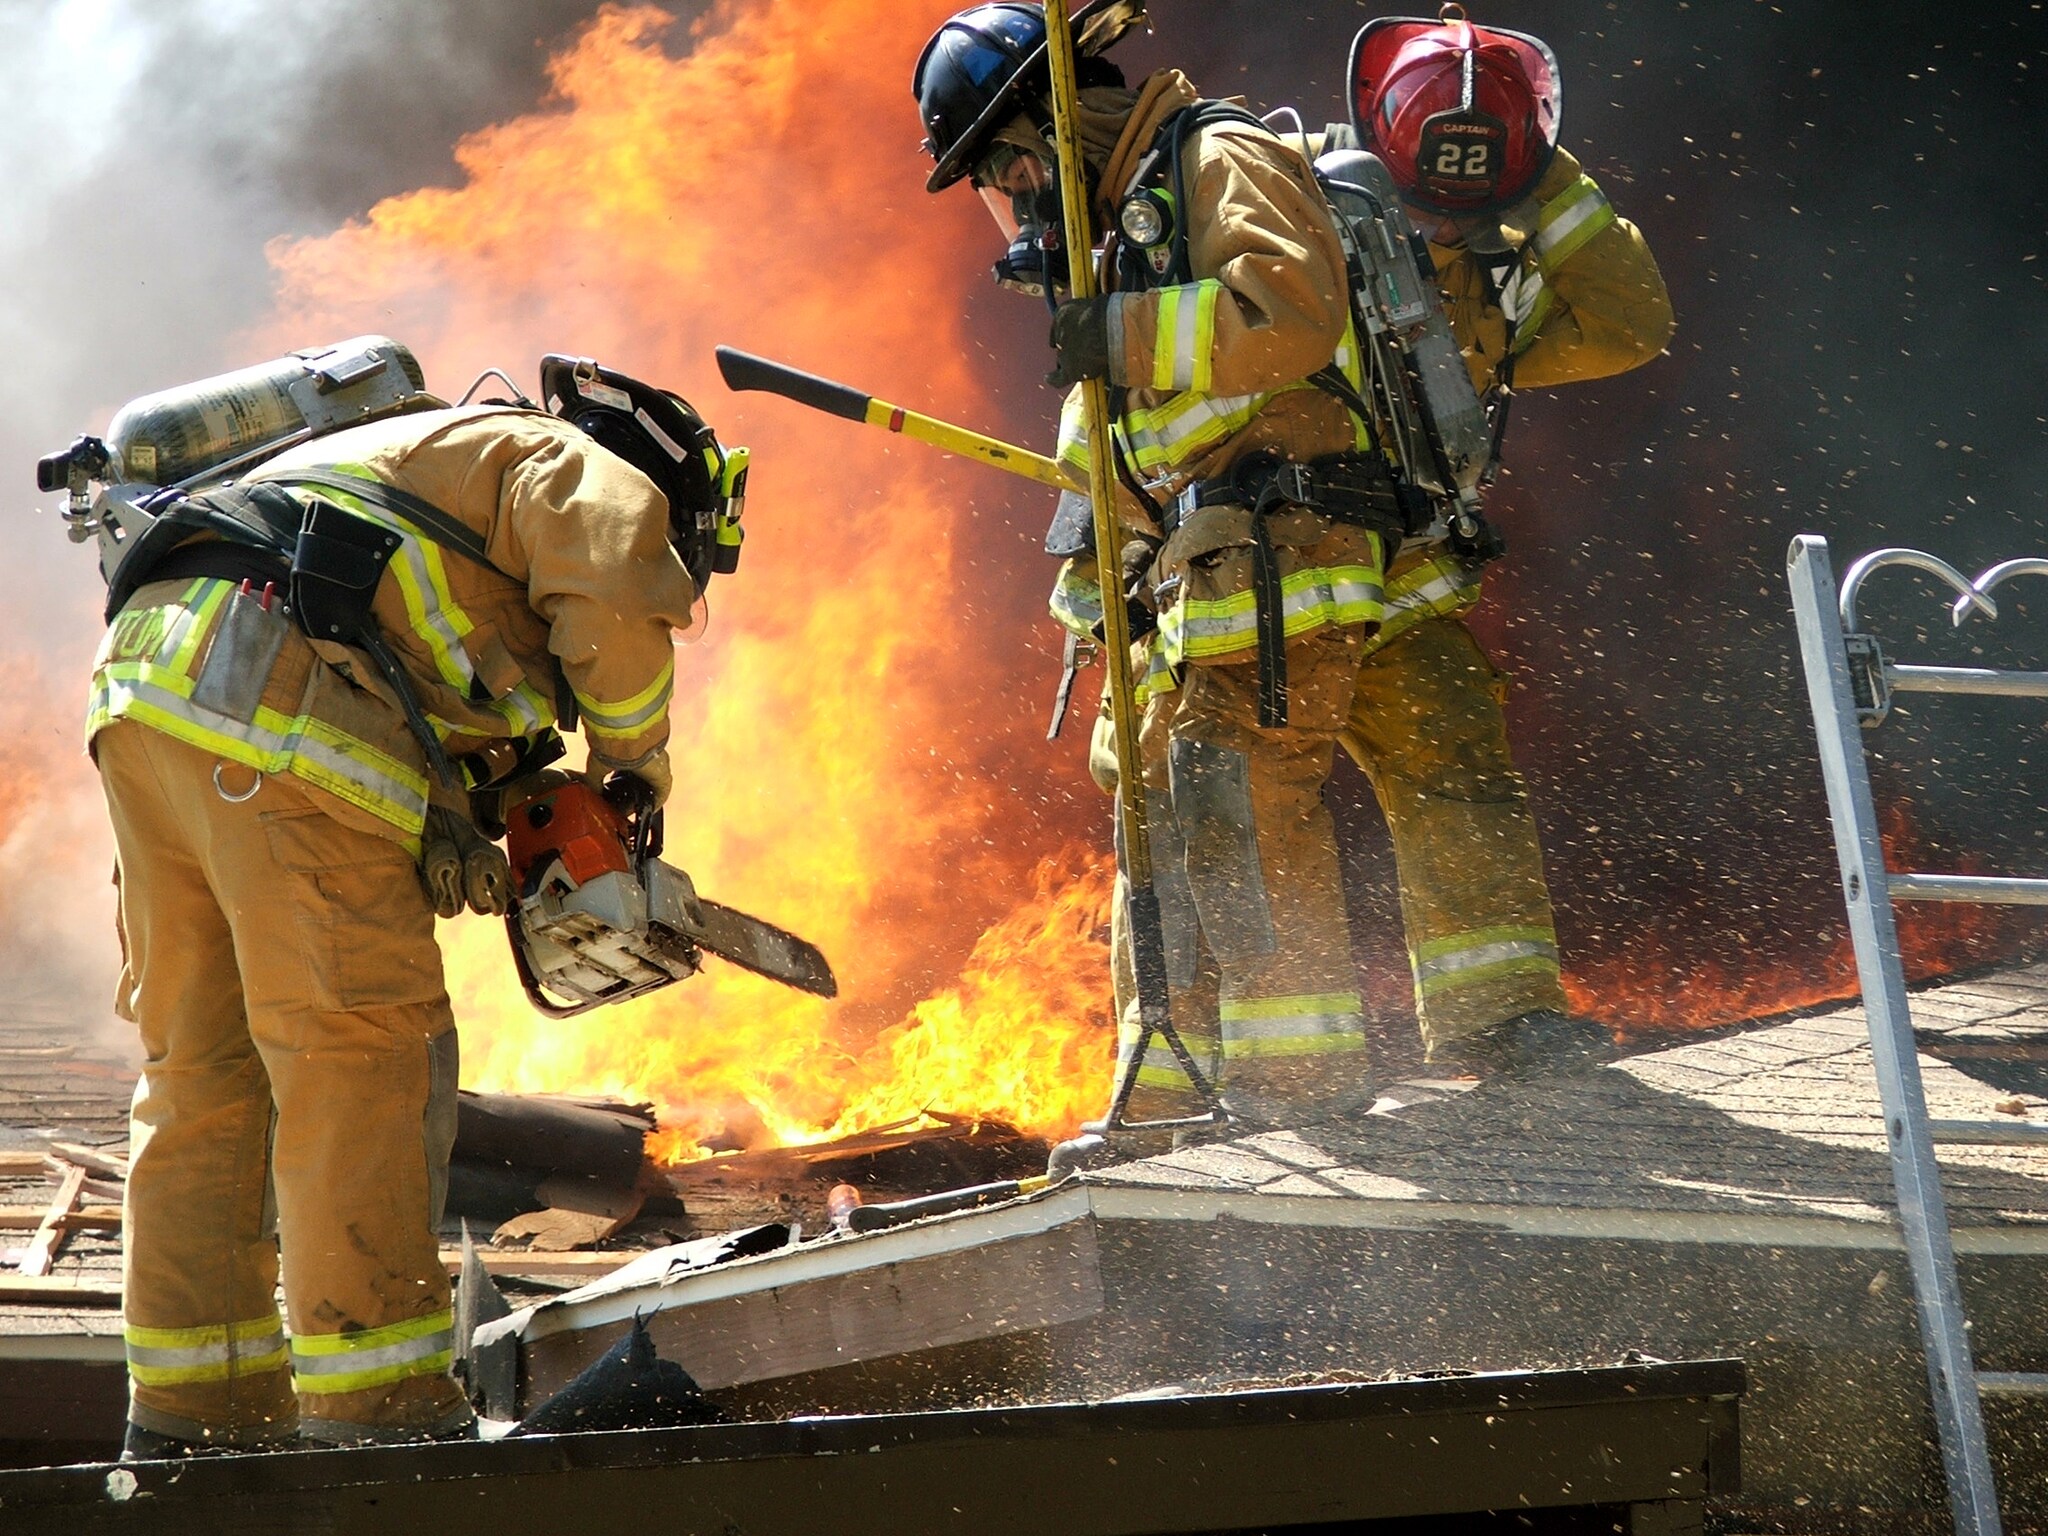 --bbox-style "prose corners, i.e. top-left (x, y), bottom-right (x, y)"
top-left (915, 4), bottom-right (1672, 1120)
top-left (88, 356), bottom-right (717, 1453)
